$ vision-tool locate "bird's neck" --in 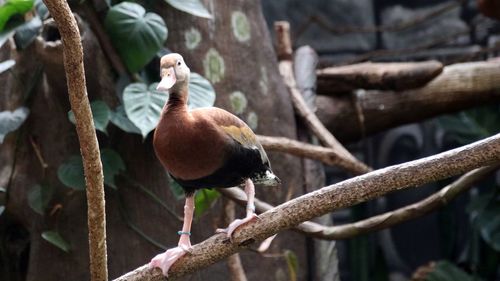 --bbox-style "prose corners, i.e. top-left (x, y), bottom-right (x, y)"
top-left (165, 83), bottom-right (188, 113)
